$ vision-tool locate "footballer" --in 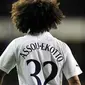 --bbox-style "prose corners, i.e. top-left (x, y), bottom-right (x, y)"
top-left (0, 0), bottom-right (82, 85)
